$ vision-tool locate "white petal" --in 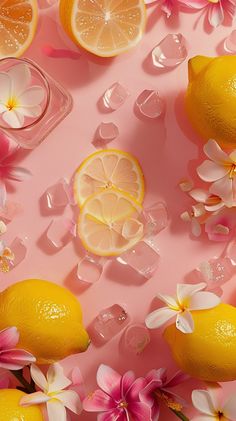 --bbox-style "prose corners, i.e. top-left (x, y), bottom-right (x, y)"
top-left (177, 283), bottom-right (206, 304)
top-left (157, 293), bottom-right (179, 308)
top-left (189, 189), bottom-right (210, 203)
top-left (20, 391), bottom-right (50, 406)
top-left (47, 363), bottom-right (71, 393)
top-left (176, 311), bottom-right (194, 333)
top-left (223, 394), bottom-right (236, 418)
top-left (0, 104), bottom-right (8, 113)
top-left (145, 307), bottom-right (176, 329)
top-left (210, 177), bottom-right (234, 206)
top-left (191, 218), bottom-right (202, 237)
top-left (205, 202), bottom-right (224, 212)
top-left (17, 105), bottom-right (42, 118)
top-left (230, 150), bottom-right (236, 163)
top-left (204, 139), bottom-right (231, 164)
top-left (0, 73), bottom-right (11, 102)
top-left (208, 2), bottom-right (224, 28)
top-left (30, 364), bottom-right (48, 391)
top-left (8, 63), bottom-right (31, 96)
top-left (47, 400), bottom-right (67, 421)
top-left (0, 181), bottom-right (6, 208)
top-left (56, 390), bottom-right (82, 414)
top-left (189, 292), bottom-right (221, 311)
top-left (19, 86), bottom-right (45, 107)
top-left (192, 390), bottom-right (216, 415)
top-left (197, 160), bottom-right (229, 182)
top-left (2, 110), bottom-right (24, 129)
